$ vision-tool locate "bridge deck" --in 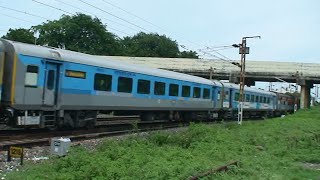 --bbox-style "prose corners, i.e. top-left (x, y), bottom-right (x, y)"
top-left (103, 56), bottom-right (320, 83)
